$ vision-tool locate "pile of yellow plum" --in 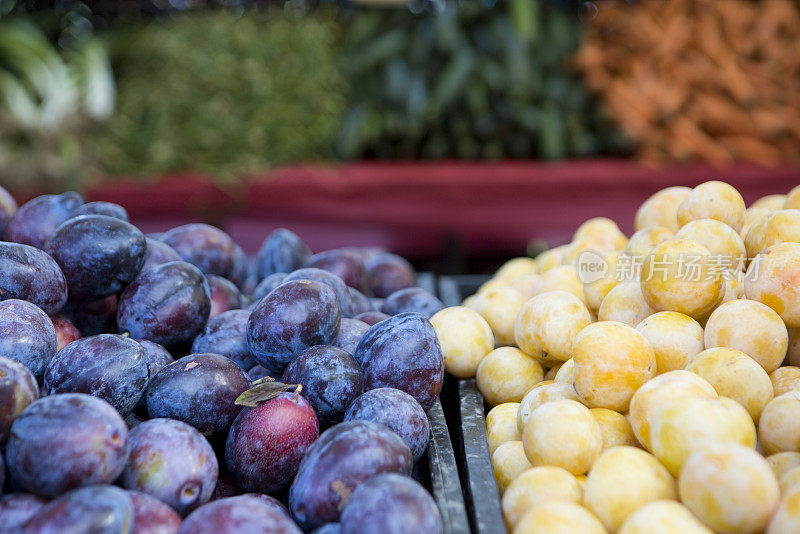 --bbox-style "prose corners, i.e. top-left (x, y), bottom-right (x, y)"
top-left (431, 181), bottom-right (800, 534)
